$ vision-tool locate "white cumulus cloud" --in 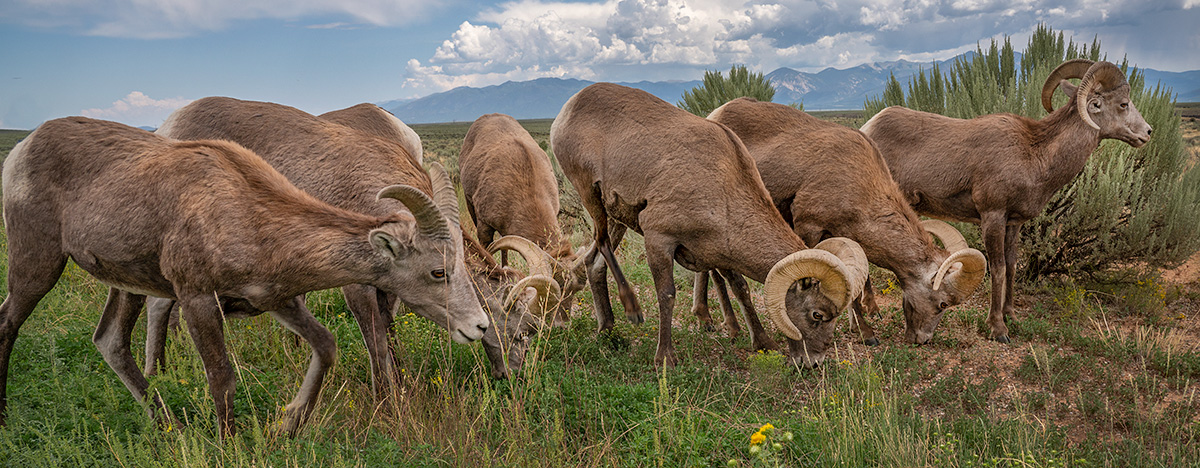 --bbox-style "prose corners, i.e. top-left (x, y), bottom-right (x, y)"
top-left (81, 92), bottom-right (193, 128)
